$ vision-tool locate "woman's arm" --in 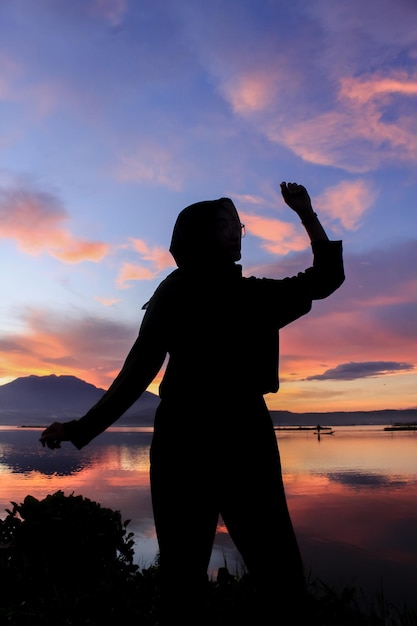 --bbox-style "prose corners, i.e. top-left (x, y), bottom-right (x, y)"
top-left (40, 294), bottom-right (168, 450)
top-left (40, 337), bottom-right (166, 450)
top-left (278, 180), bottom-right (344, 302)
